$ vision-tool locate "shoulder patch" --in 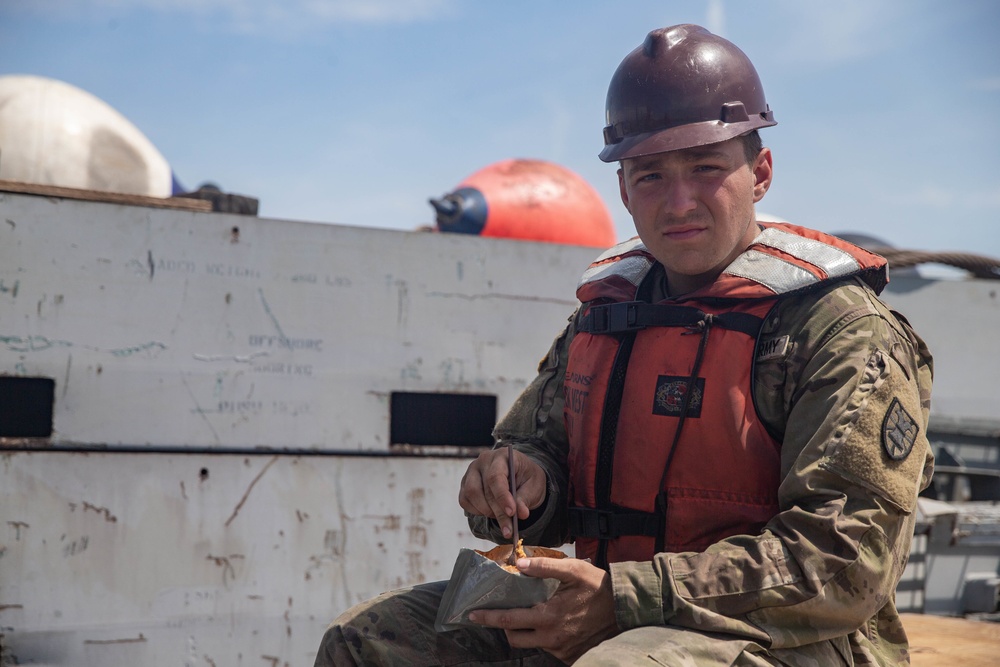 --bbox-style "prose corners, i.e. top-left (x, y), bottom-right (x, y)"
top-left (820, 348), bottom-right (928, 512)
top-left (756, 335), bottom-right (789, 362)
top-left (882, 397), bottom-right (919, 461)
